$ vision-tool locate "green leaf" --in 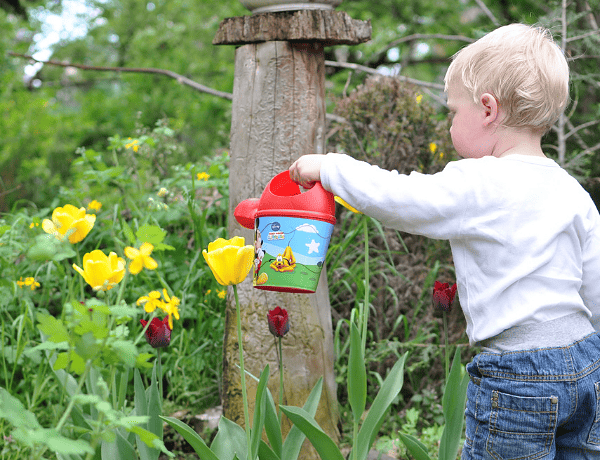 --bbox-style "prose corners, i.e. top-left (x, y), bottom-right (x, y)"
top-left (263, 389), bottom-right (282, 459)
top-left (282, 377), bottom-right (323, 460)
top-left (0, 388), bottom-right (41, 429)
top-left (27, 234), bottom-right (76, 262)
top-left (145, 362), bottom-right (163, 460)
top-left (279, 406), bottom-right (344, 460)
top-left (53, 352), bottom-right (69, 371)
top-left (136, 224), bottom-right (167, 246)
top-left (250, 365), bottom-right (269, 460)
top-left (126, 425), bottom-right (173, 458)
top-left (354, 352), bottom-right (407, 460)
top-left (45, 430), bottom-right (95, 455)
top-left (160, 416), bottom-right (218, 460)
top-left (121, 219), bottom-right (137, 245)
top-left (101, 428), bottom-right (138, 460)
top-left (25, 340), bottom-right (69, 355)
top-left (439, 347), bottom-right (469, 460)
top-left (348, 322), bottom-right (366, 421)
top-left (211, 416), bottom-right (247, 460)
top-left (397, 433), bottom-right (432, 460)
top-left (259, 440), bottom-right (280, 460)
top-left (37, 313), bottom-right (69, 343)
top-left (110, 340), bottom-right (138, 367)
